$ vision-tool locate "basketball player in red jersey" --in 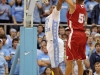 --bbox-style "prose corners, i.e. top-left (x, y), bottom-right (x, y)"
top-left (65, 0), bottom-right (87, 75)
